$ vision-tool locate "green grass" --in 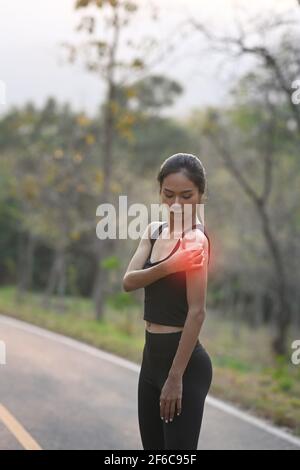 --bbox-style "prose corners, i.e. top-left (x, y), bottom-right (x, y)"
top-left (0, 285), bottom-right (300, 437)
top-left (0, 286), bottom-right (145, 362)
